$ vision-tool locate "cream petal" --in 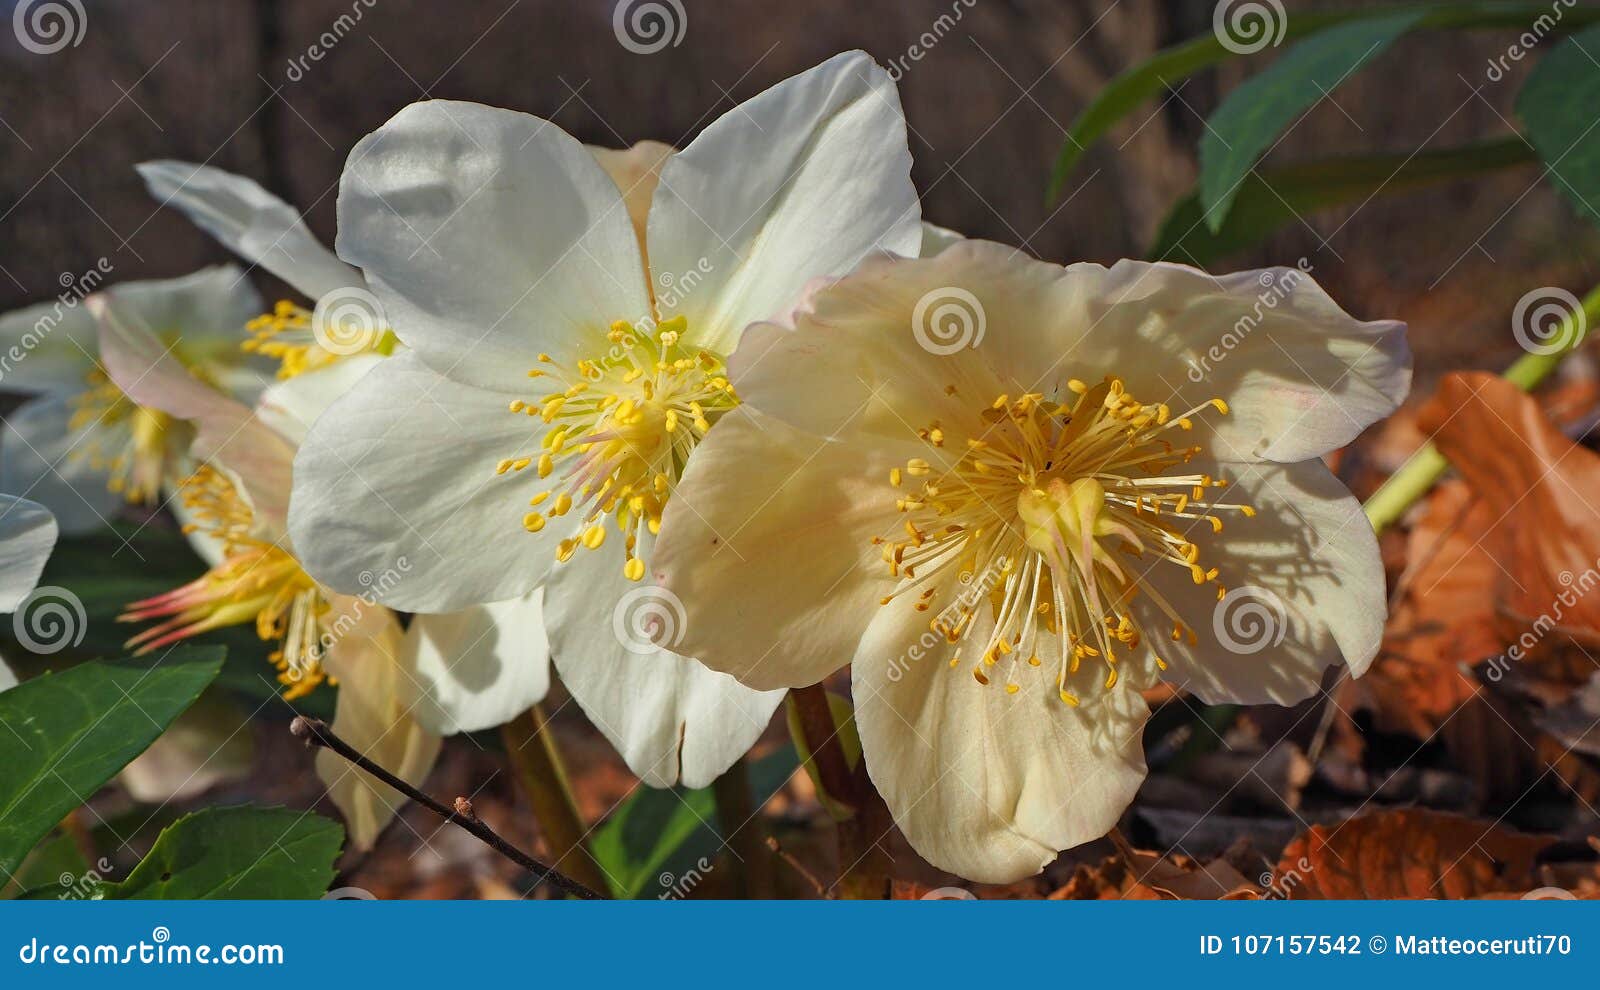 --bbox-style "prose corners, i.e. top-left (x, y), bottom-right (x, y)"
top-left (543, 528), bottom-right (785, 789)
top-left (0, 655), bottom-right (14, 691)
top-left (402, 590), bottom-right (551, 736)
top-left (316, 601), bottom-right (441, 850)
top-left (137, 160), bottom-right (362, 302)
top-left (289, 351), bottom-right (568, 610)
top-left (337, 100), bottom-right (649, 393)
top-left (587, 141), bottom-right (675, 262)
top-left (0, 394), bottom-right (125, 535)
top-left (853, 598), bottom-right (1149, 884)
top-left (255, 353), bottom-right (384, 446)
top-left (0, 296), bottom-right (99, 394)
top-left (118, 695), bottom-right (253, 803)
top-left (646, 51), bottom-right (920, 354)
top-left (0, 495), bottom-right (56, 611)
top-left (1132, 455), bottom-right (1384, 706)
top-left (654, 407), bottom-right (908, 691)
